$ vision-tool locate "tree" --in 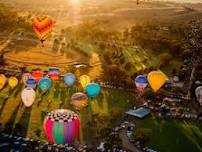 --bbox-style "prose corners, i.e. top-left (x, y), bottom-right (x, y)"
top-left (133, 128), bottom-right (152, 143)
top-left (158, 52), bottom-right (172, 67)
